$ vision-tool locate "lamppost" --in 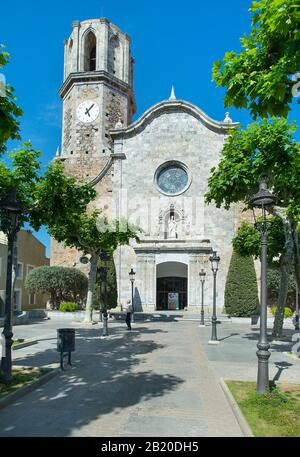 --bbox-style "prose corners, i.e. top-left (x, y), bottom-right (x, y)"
top-left (199, 269), bottom-right (206, 327)
top-left (209, 251), bottom-right (220, 345)
top-left (100, 252), bottom-right (110, 337)
top-left (0, 189), bottom-right (24, 383)
top-left (250, 178), bottom-right (276, 394)
top-left (129, 266), bottom-right (136, 324)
